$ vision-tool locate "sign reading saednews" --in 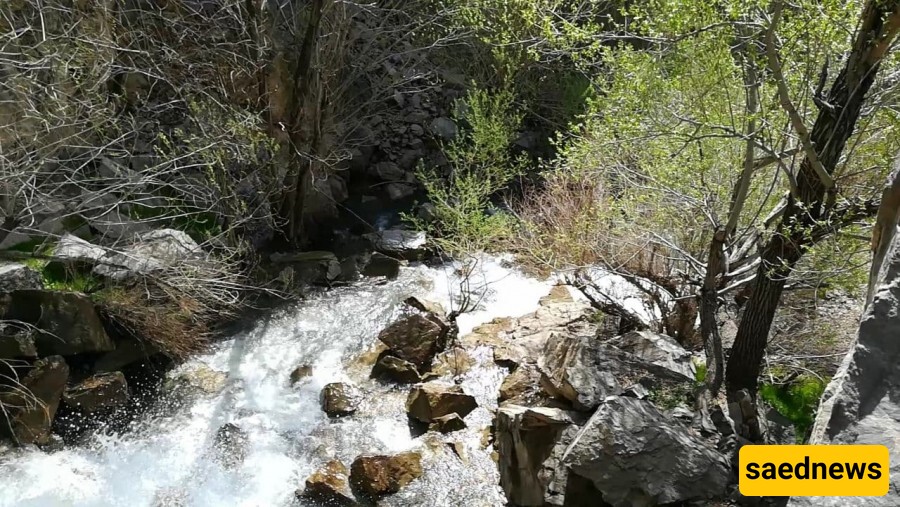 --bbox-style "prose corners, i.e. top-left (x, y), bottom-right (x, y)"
top-left (739, 445), bottom-right (889, 497)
